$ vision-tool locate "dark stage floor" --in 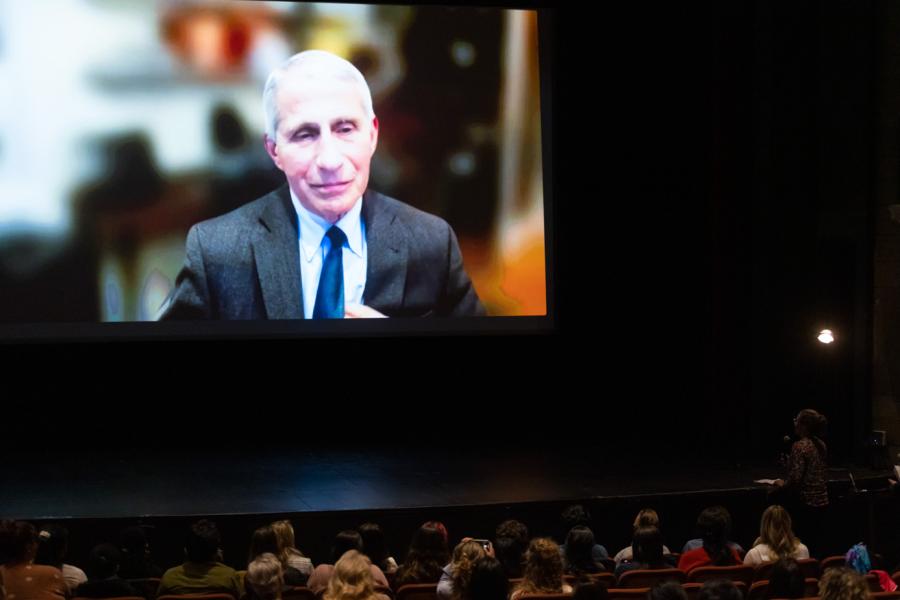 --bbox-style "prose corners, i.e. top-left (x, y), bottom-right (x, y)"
top-left (1, 446), bottom-right (888, 519)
